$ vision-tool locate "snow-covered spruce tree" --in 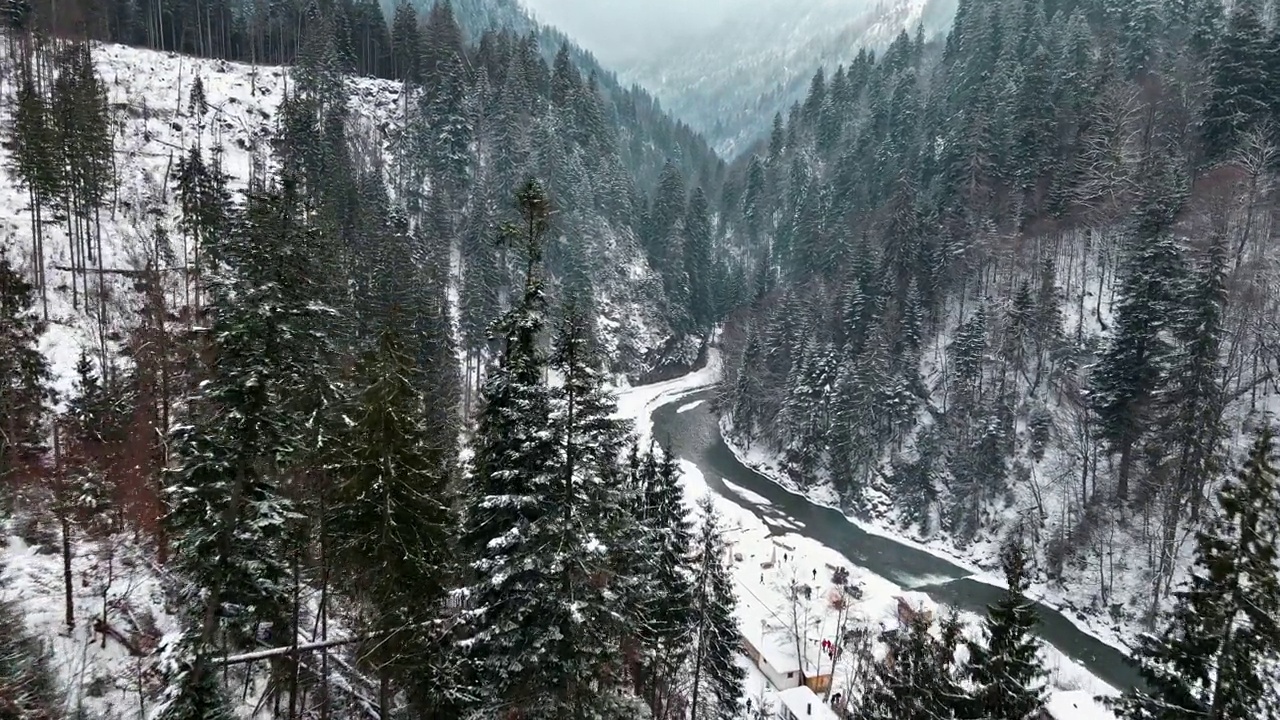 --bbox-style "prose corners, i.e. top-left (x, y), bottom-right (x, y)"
top-left (414, 193), bottom-right (463, 452)
top-left (61, 349), bottom-right (114, 512)
top-left (151, 633), bottom-right (235, 720)
top-left (462, 179), bottom-right (635, 719)
top-left (49, 350), bottom-right (119, 633)
top-left (780, 335), bottom-right (836, 483)
top-left (0, 249), bottom-right (51, 497)
top-left (684, 186), bottom-right (715, 333)
top-left (173, 142), bottom-right (233, 313)
top-left (4, 60), bottom-right (59, 320)
top-left (1109, 424), bottom-right (1280, 720)
top-left (1088, 148), bottom-right (1187, 502)
top-left (547, 297), bottom-right (645, 716)
top-left (390, 1), bottom-right (423, 85)
top-left (416, 7), bottom-right (472, 205)
top-left (328, 321), bottom-right (465, 717)
top-left (612, 441), bottom-right (672, 692)
top-left (1200, 0), bottom-right (1272, 163)
top-left (729, 320), bottom-right (766, 444)
top-left (687, 497), bottom-right (746, 720)
top-left (635, 445), bottom-right (695, 715)
top-left (50, 40), bottom-right (114, 327)
top-left (159, 181), bottom-right (330, 718)
top-left (966, 536), bottom-right (1047, 720)
top-left (863, 611), bottom-right (968, 720)
top-left (1153, 235), bottom-right (1228, 524)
